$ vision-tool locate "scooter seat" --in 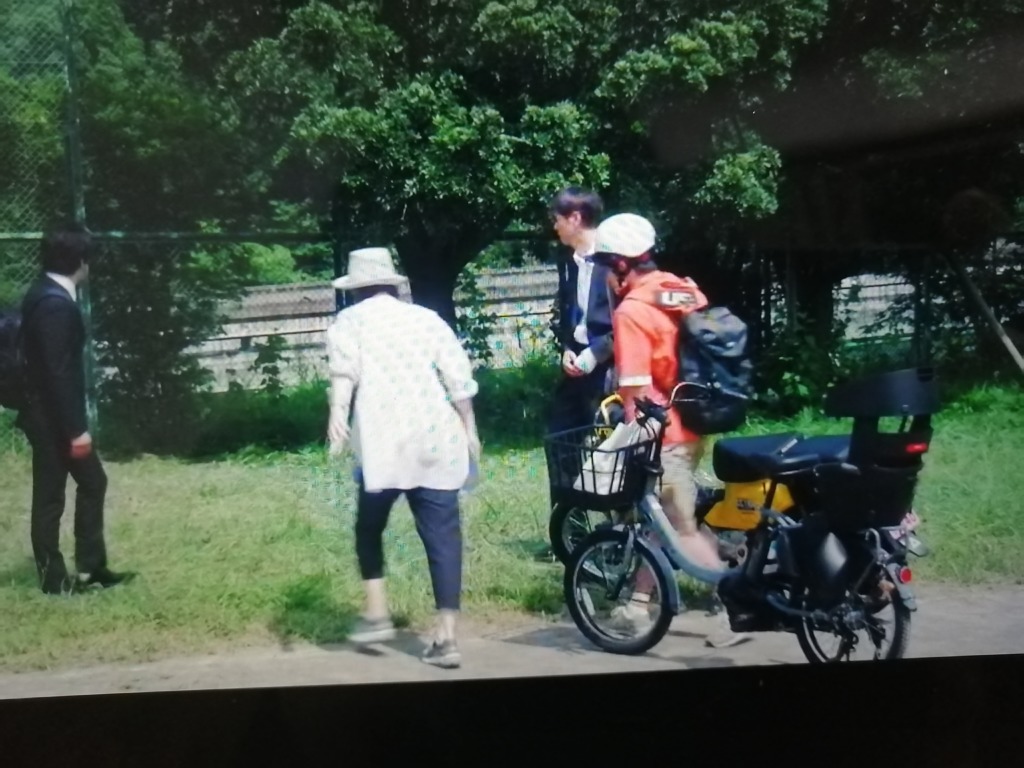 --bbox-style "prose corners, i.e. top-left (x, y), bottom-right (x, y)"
top-left (712, 433), bottom-right (851, 483)
top-left (712, 432), bottom-right (805, 483)
top-left (795, 435), bottom-right (850, 463)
